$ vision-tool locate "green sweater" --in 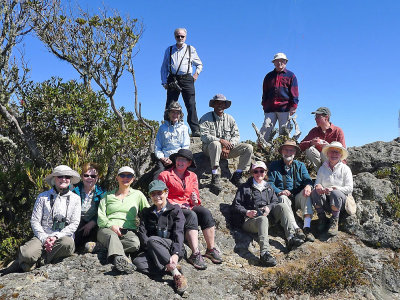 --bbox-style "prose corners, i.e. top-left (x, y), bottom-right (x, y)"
top-left (97, 188), bottom-right (150, 230)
